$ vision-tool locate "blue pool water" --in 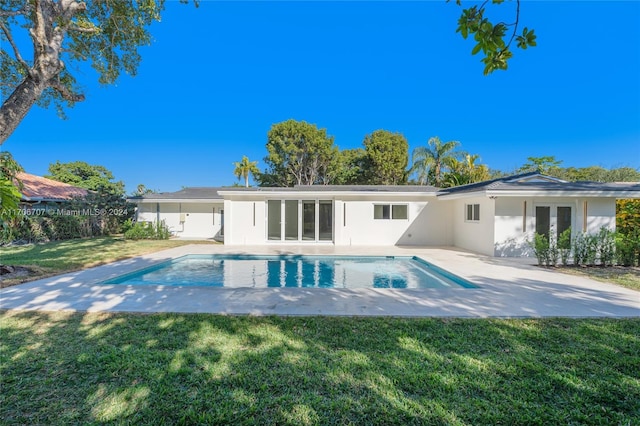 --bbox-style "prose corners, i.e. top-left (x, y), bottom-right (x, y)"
top-left (103, 255), bottom-right (476, 289)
